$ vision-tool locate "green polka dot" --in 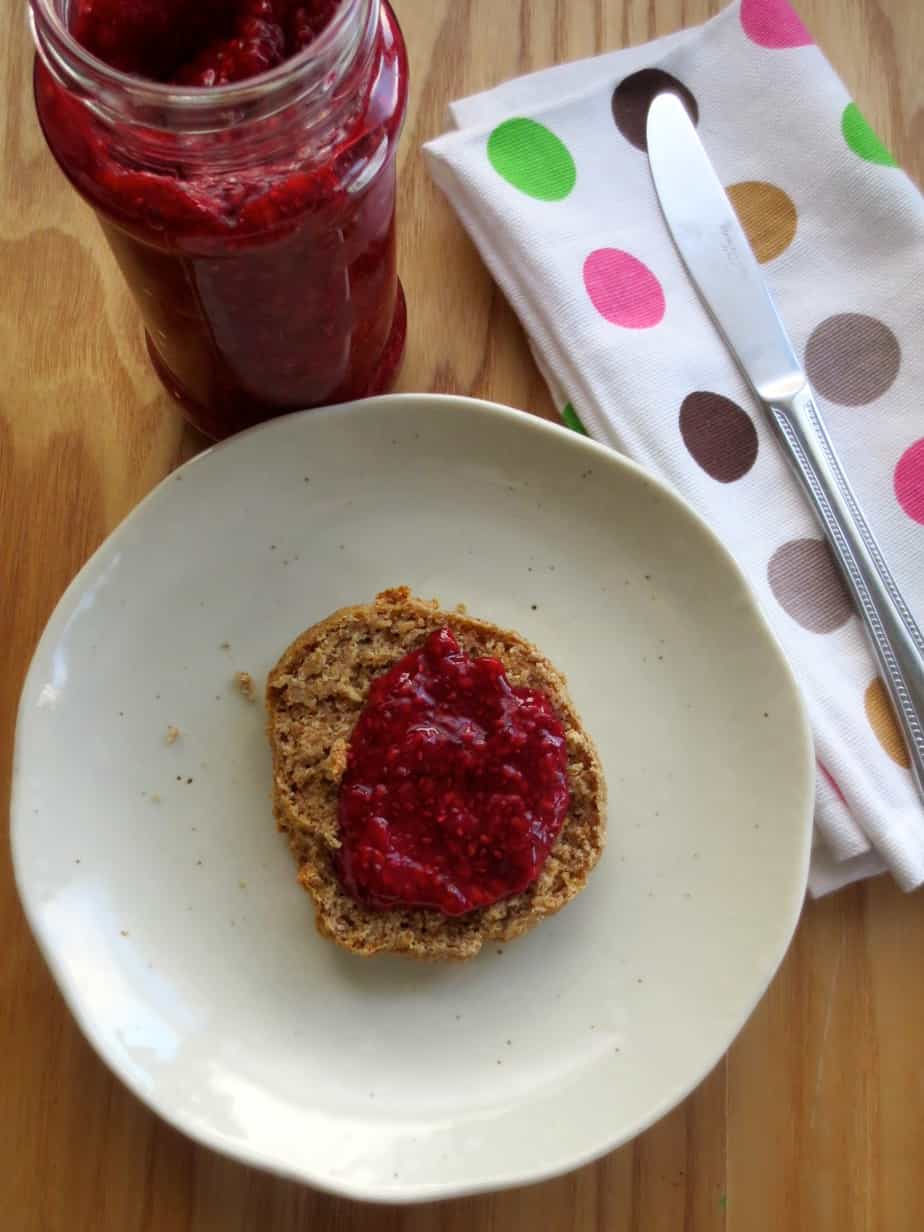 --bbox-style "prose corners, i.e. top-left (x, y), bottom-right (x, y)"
top-left (561, 402), bottom-right (588, 435)
top-left (841, 103), bottom-right (896, 166)
top-left (487, 118), bottom-right (576, 201)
